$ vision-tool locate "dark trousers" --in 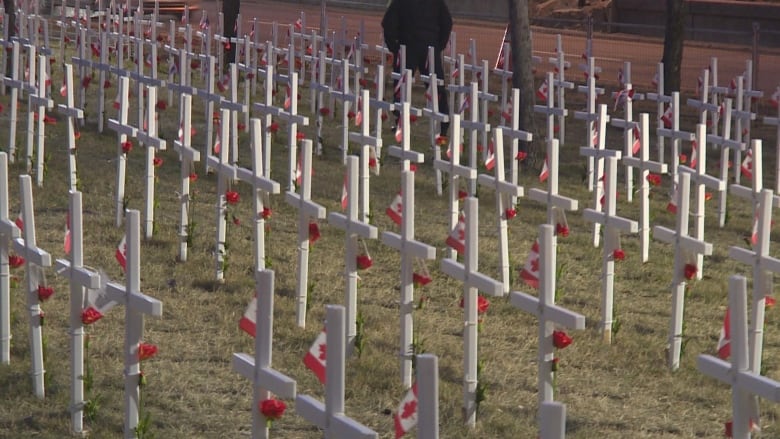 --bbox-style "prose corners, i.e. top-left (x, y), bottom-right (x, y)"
top-left (392, 45), bottom-right (450, 135)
